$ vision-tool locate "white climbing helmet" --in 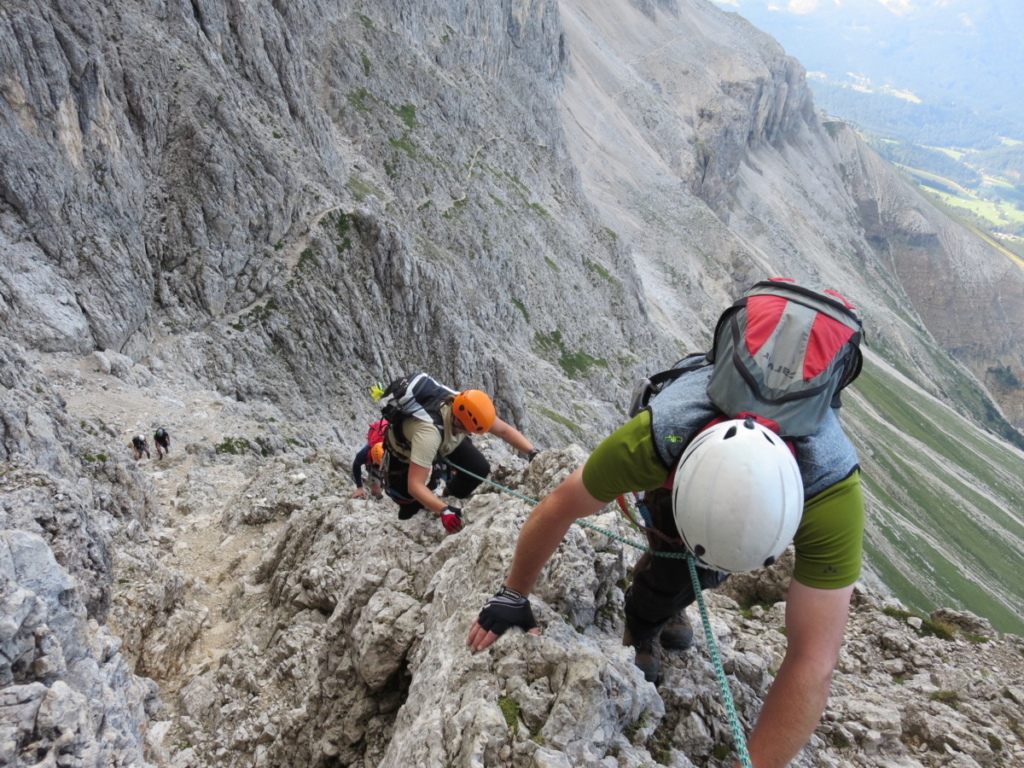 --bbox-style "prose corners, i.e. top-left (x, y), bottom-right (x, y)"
top-left (672, 417), bottom-right (804, 573)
